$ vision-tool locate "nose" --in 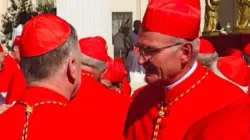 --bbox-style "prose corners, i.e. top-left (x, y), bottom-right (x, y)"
top-left (138, 54), bottom-right (146, 65)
